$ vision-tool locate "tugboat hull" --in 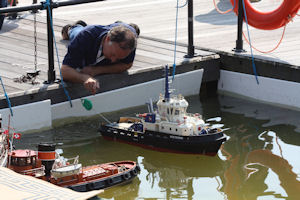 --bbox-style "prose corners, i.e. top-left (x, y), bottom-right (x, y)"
top-left (100, 125), bottom-right (226, 155)
top-left (66, 163), bottom-right (140, 192)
